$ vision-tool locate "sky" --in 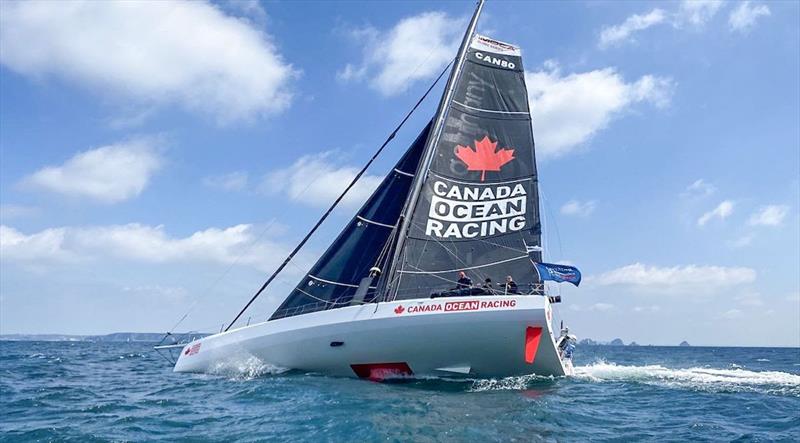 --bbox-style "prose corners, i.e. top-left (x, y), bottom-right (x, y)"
top-left (1, 0), bottom-right (798, 346)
